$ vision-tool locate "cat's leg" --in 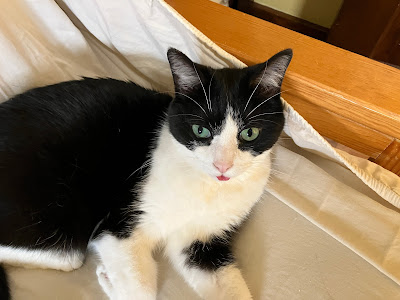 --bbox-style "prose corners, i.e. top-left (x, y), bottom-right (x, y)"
top-left (0, 207), bottom-right (88, 271)
top-left (166, 237), bottom-right (252, 300)
top-left (91, 230), bottom-right (158, 300)
top-left (0, 245), bottom-right (84, 271)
